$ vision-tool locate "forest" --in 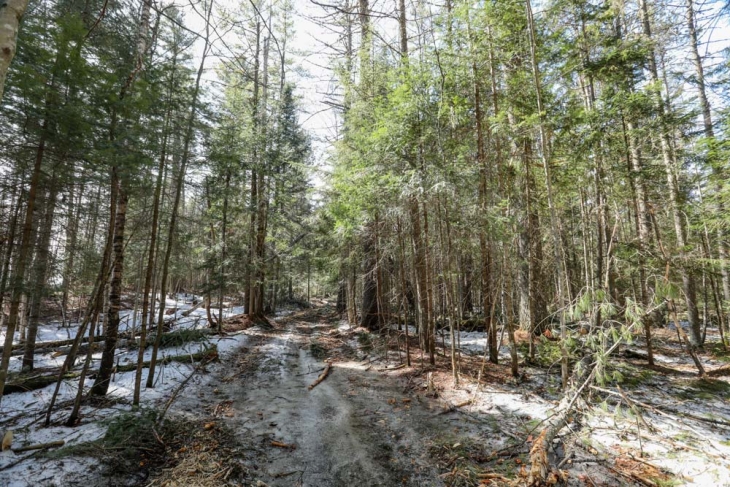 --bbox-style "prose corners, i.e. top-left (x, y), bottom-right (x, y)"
top-left (1, 0), bottom-right (730, 485)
